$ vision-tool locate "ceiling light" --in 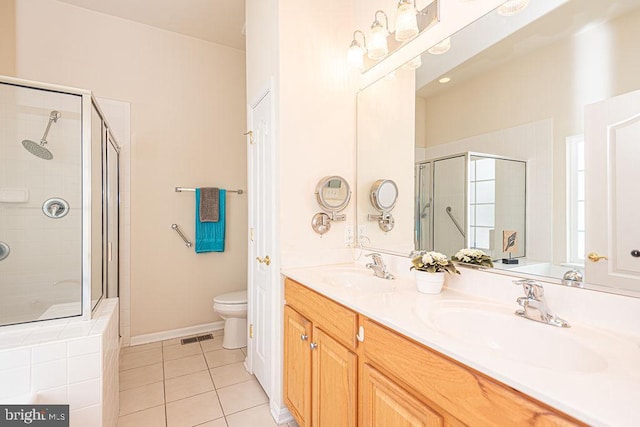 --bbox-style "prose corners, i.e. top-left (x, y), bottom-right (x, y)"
top-left (368, 10), bottom-right (390, 60)
top-left (347, 30), bottom-right (367, 71)
top-left (497, 0), bottom-right (530, 16)
top-left (395, 0), bottom-right (419, 42)
top-left (402, 55), bottom-right (422, 71)
top-left (439, 77), bottom-right (451, 84)
top-left (427, 37), bottom-right (451, 55)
